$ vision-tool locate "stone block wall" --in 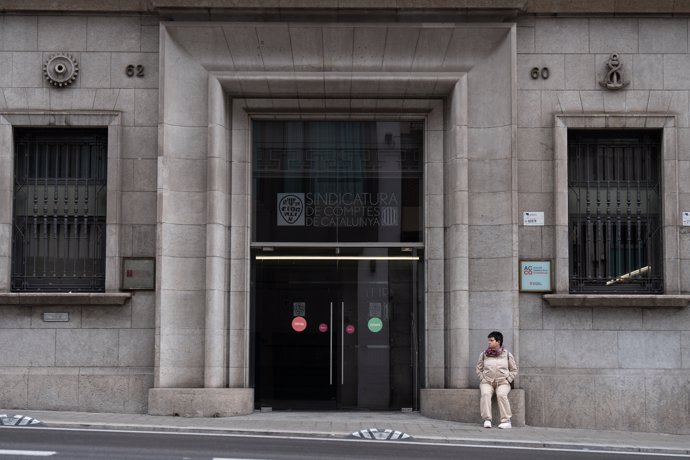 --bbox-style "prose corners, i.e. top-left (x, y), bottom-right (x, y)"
top-left (0, 7), bottom-right (688, 434)
top-left (0, 14), bottom-right (159, 413)
top-left (517, 16), bottom-right (690, 434)
top-left (0, 295), bottom-right (154, 412)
